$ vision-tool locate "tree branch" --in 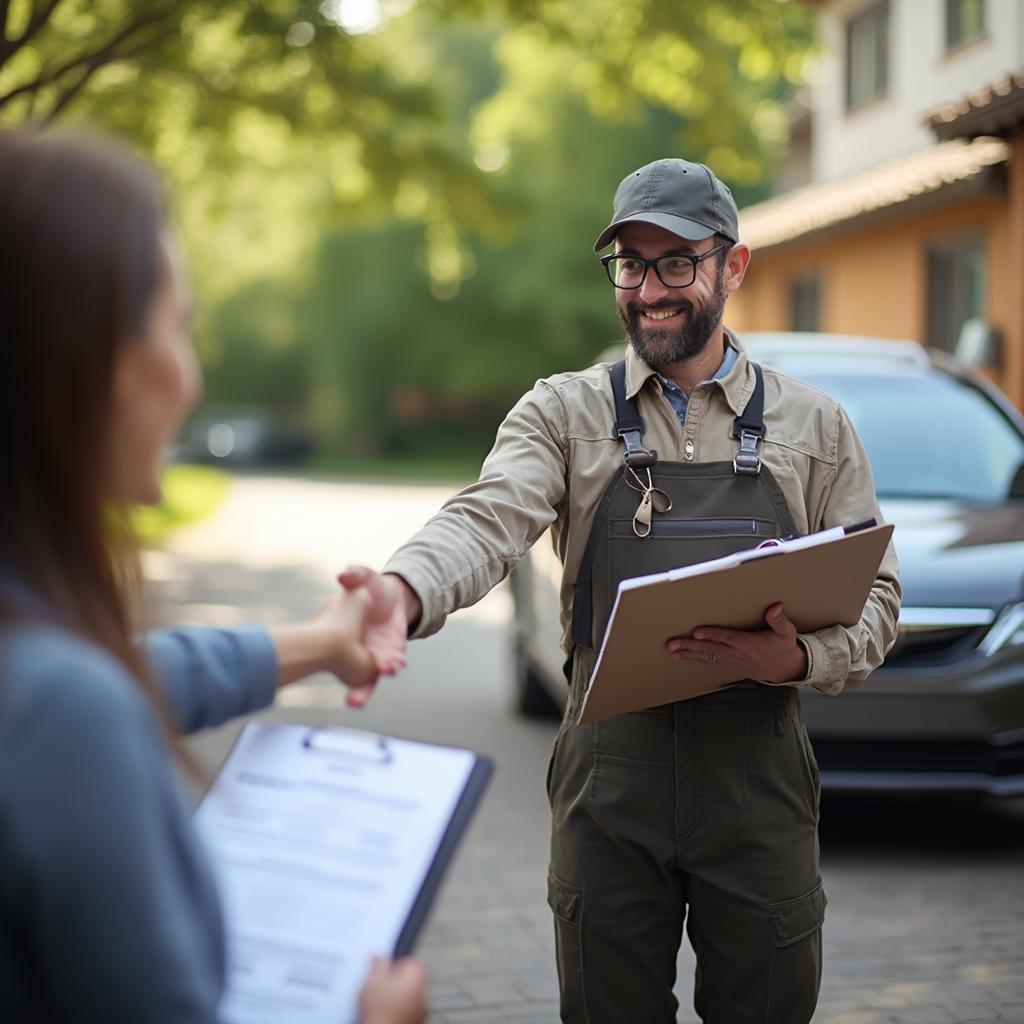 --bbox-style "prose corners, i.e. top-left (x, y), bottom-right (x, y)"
top-left (0, 5), bottom-right (176, 112)
top-left (40, 31), bottom-right (163, 121)
top-left (0, 0), bottom-right (62, 64)
top-left (41, 63), bottom-right (101, 121)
